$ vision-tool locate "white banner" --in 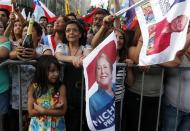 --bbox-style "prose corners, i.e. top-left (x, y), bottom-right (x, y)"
top-left (135, 0), bottom-right (190, 65)
top-left (83, 32), bottom-right (117, 131)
